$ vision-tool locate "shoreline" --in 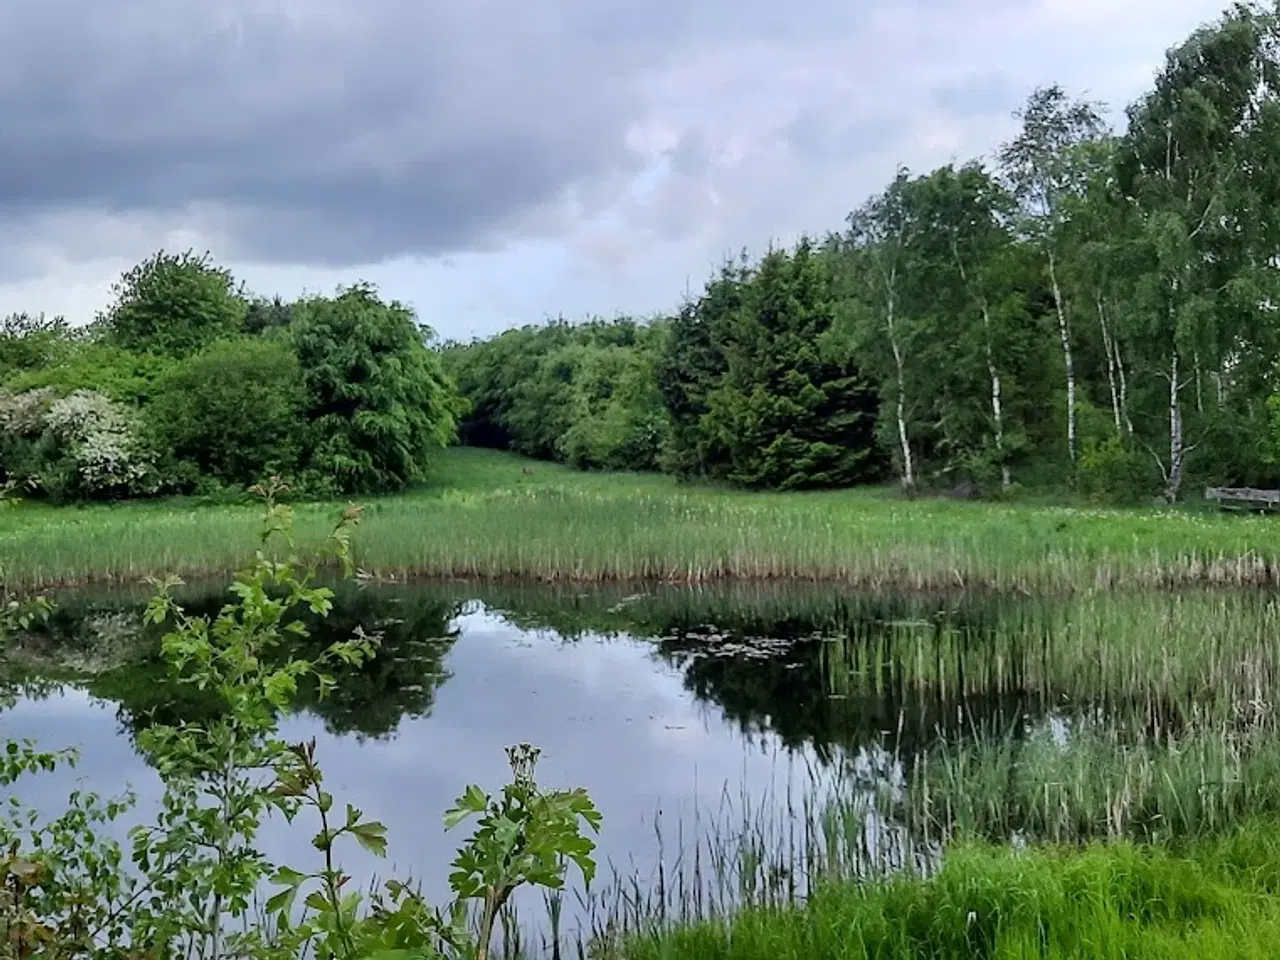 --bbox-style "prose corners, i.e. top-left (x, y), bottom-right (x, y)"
top-left (11, 559), bottom-right (1280, 595)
